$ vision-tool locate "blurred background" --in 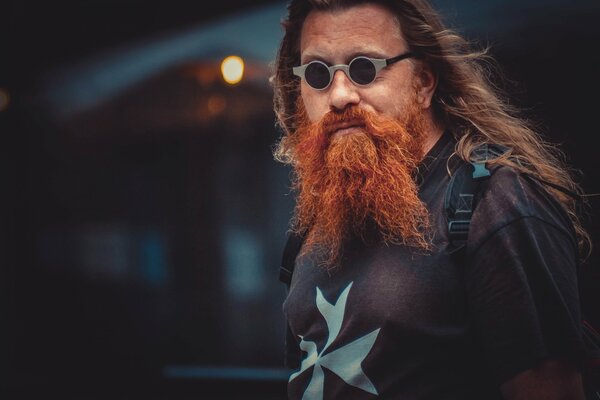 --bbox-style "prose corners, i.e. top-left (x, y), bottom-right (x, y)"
top-left (2, 0), bottom-right (599, 398)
